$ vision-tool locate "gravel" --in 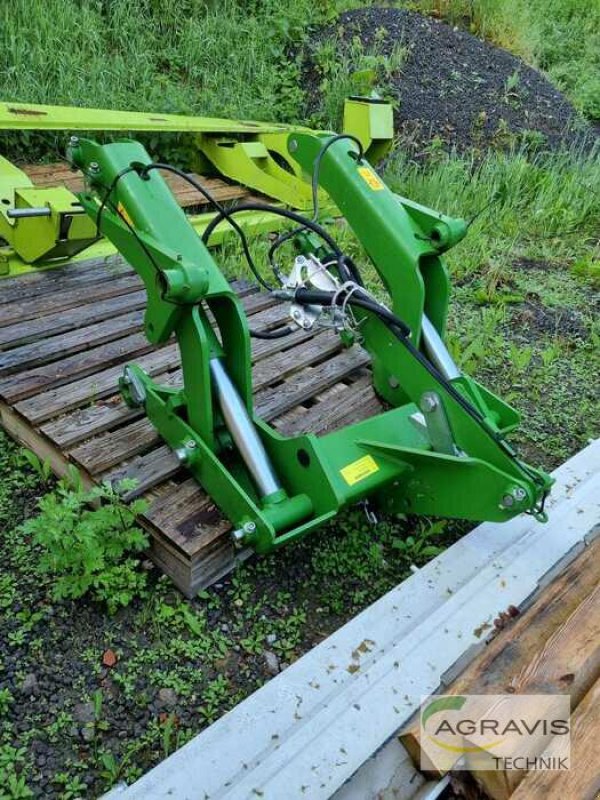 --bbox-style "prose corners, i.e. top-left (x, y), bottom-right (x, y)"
top-left (303, 7), bottom-right (598, 154)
